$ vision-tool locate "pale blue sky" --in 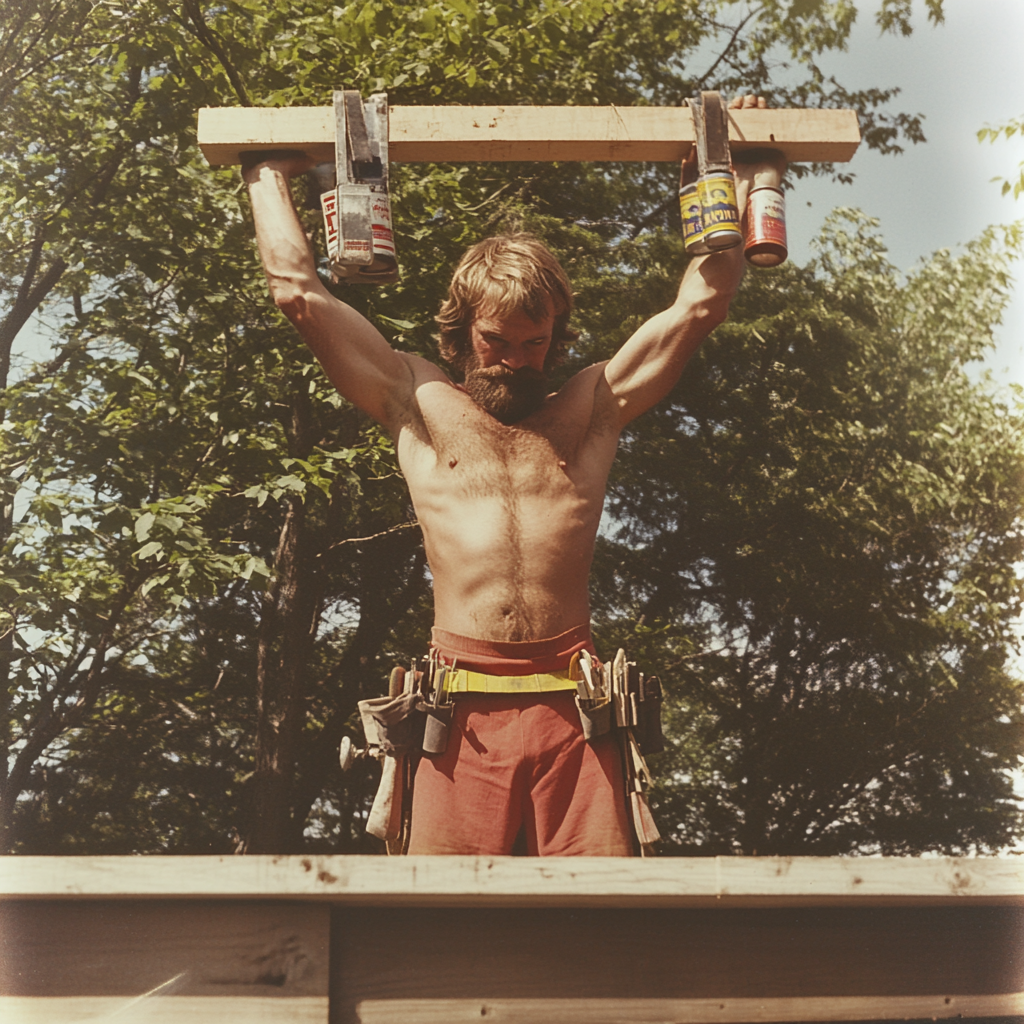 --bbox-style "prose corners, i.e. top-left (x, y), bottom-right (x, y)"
top-left (784, 0), bottom-right (1024, 389)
